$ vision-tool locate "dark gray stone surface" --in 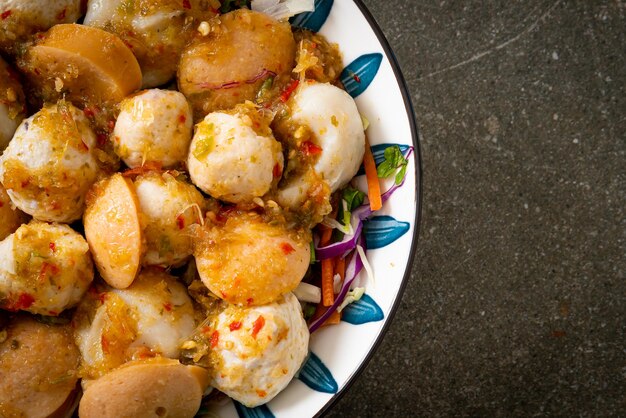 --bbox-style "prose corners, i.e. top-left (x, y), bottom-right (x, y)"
top-left (327, 1), bottom-right (625, 416)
